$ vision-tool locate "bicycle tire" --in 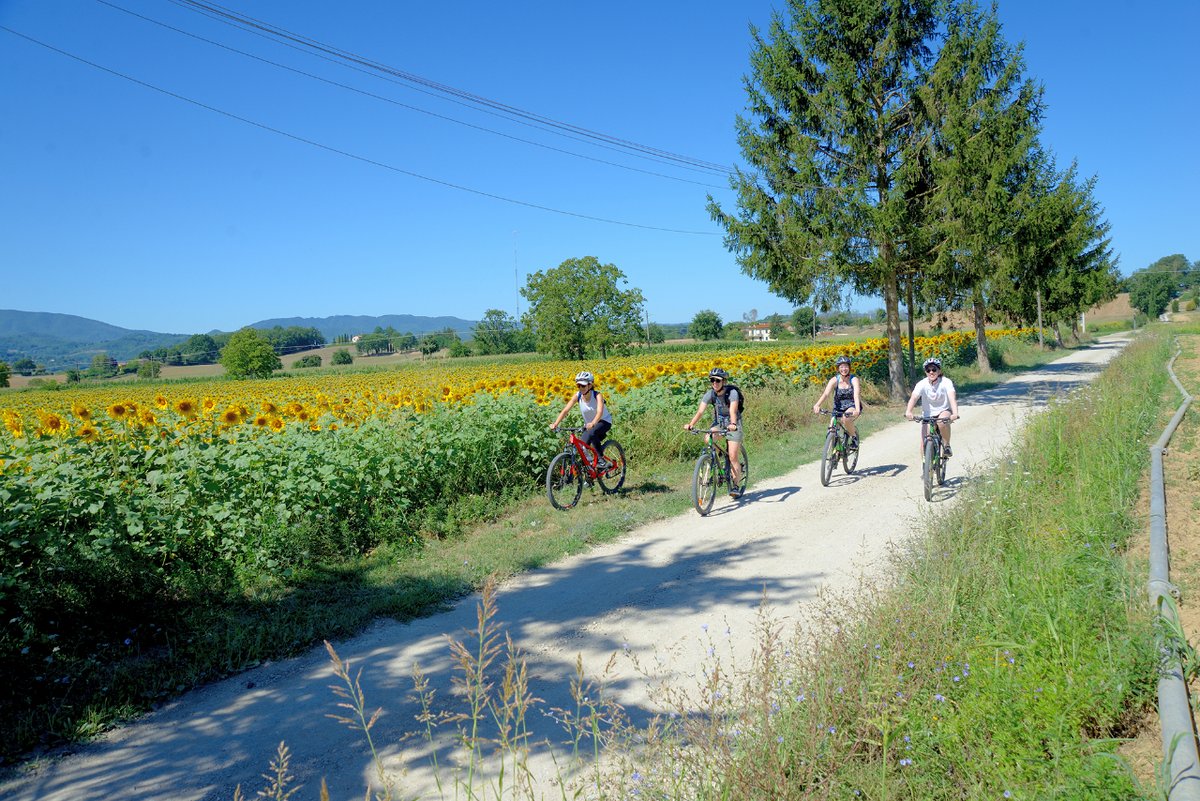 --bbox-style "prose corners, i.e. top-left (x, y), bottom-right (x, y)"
top-left (692, 451), bottom-right (717, 516)
top-left (547, 452), bottom-right (583, 510)
top-left (734, 445), bottom-right (749, 494)
top-left (936, 445), bottom-right (947, 486)
top-left (923, 438), bottom-right (936, 502)
top-left (843, 432), bottom-right (859, 474)
top-left (820, 429), bottom-right (838, 487)
top-left (598, 440), bottom-right (627, 494)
